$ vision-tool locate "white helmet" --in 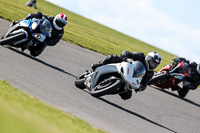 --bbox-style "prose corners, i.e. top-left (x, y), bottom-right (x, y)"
top-left (197, 63), bottom-right (200, 74)
top-left (145, 51), bottom-right (161, 71)
top-left (53, 13), bottom-right (68, 30)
